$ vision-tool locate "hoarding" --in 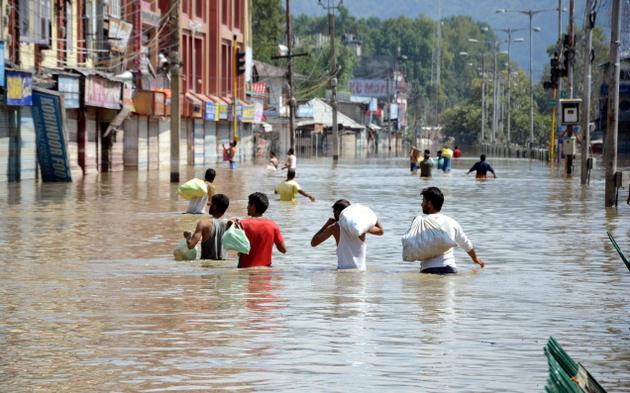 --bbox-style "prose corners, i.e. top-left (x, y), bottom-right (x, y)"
top-left (31, 89), bottom-right (72, 182)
